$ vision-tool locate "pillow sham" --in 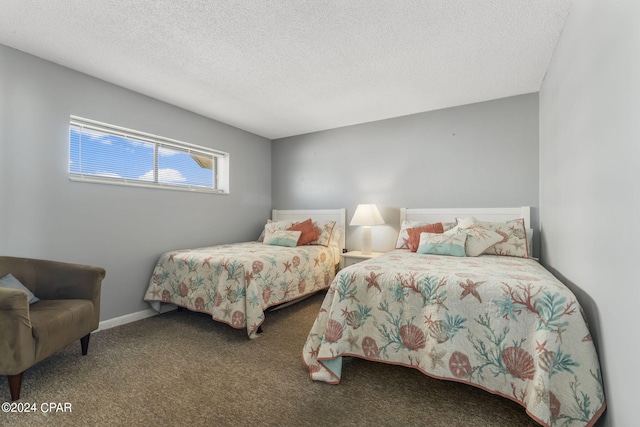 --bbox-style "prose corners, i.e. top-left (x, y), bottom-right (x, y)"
top-left (445, 217), bottom-right (503, 256)
top-left (327, 225), bottom-right (345, 264)
top-left (310, 220), bottom-right (336, 247)
top-left (263, 229), bottom-right (302, 247)
top-left (406, 223), bottom-right (444, 252)
top-left (287, 218), bottom-right (318, 246)
top-left (0, 273), bottom-right (40, 304)
top-left (478, 218), bottom-right (530, 258)
top-left (258, 219), bottom-right (273, 242)
top-left (416, 232), bottom-right (467, 257)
